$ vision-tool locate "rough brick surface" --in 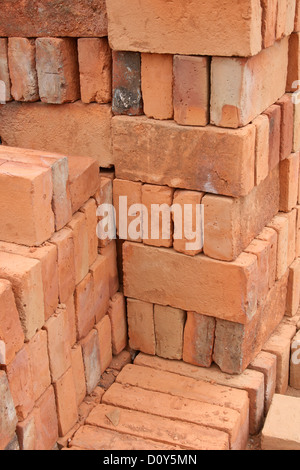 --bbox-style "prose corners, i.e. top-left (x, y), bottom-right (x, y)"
top-left (108, 293), bottom-right (127, 355)
top-left (0, 38), bottom-right (11, 102)
top-left (34, 386), bottom-right (58, 450)
top-left (54, 368), bottom-right (78, 437)
top-left (75, 273), bottom-right (95, 341)
top-left (154, 305), bottom-right (186, 361)
top-left (183, 312), bottom-right (215, 368)
top-left (127, 299), bottom-right (155, 355)
top-left (249, 351), bottom-right (277, 415)
top-left (0, 371), bottom-right (18, 450)
top-left (50, 228), bottom-right (76, 304)
top-left (71, 346), bottom-right (87, 407)
top-left (28, 330), bottom-right (51, 402)
top-left (112, 51), bottom-right (142, 116)
top-left (8, 38), bottom-right (39, 102)
top-left (81, 330), bottom-right (101, 395)
top-left (95, 315), bottom-right (113, 374)
top-left (113, 179), bottom-right (143, 242)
